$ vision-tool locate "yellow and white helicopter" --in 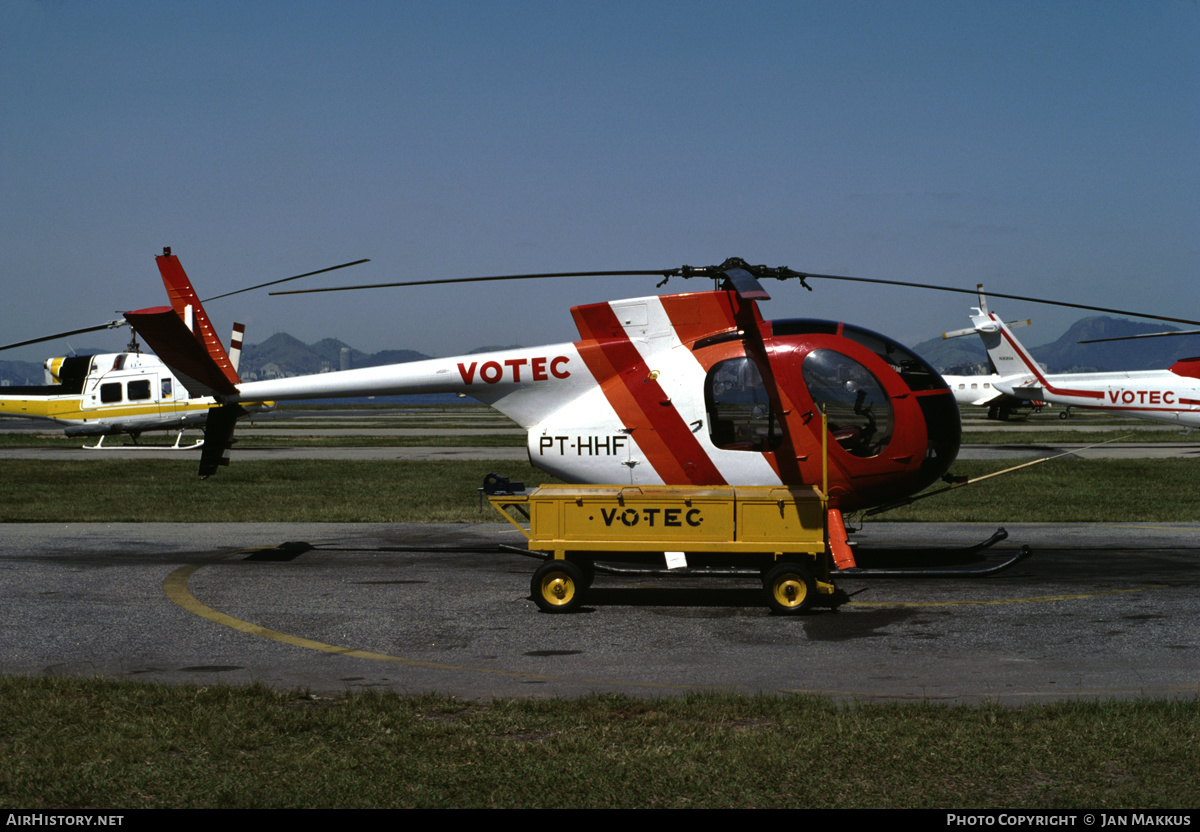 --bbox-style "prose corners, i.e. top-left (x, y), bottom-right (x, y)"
top-left (0, 251), bottom-right (366, 447)
top-left (0, 321), bottom-right (247, 448)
